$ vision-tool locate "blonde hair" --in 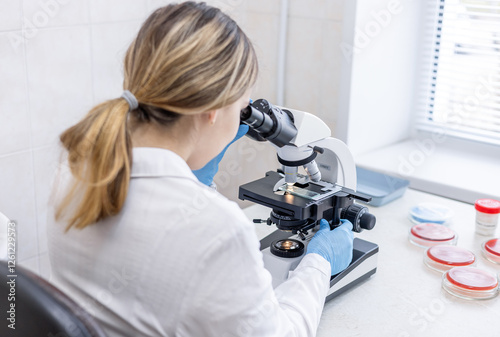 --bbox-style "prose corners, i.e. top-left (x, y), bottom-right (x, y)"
top-left (56, 2), bottom-right (258, 230)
